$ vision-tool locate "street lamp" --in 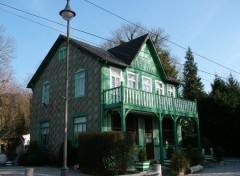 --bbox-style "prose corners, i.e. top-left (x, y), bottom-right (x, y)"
top-left (59, 1), bottom-right (75, 176)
